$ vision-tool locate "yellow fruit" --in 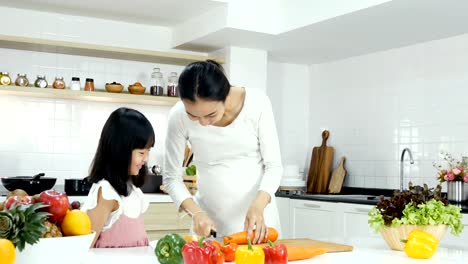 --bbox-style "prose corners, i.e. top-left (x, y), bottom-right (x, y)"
top-left (0, 239), bottom-right (16, 264)
top-left (61, 210), bottom-right (92, 236)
